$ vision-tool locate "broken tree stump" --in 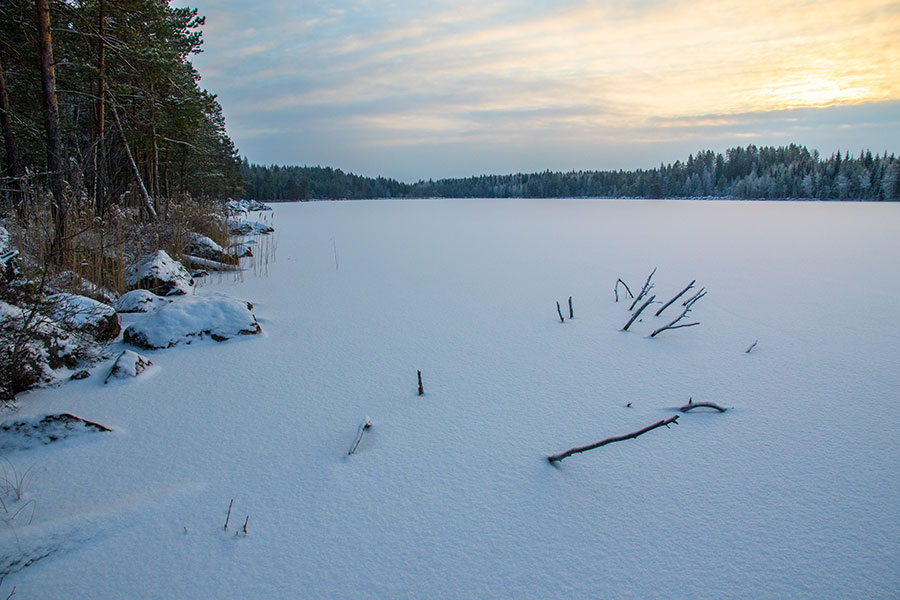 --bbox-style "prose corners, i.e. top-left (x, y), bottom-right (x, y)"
top-left (348, 416), bottom-right (372, 455)
top-left (548, 415), bottom-right (679, 463)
